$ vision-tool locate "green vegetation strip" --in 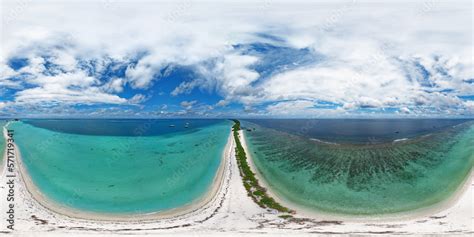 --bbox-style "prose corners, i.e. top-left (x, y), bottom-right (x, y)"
top-left (232, 119), bottom-right (292, 214)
